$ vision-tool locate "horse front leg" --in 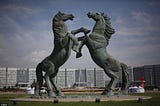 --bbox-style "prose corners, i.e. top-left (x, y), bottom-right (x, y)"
top-left (76, 39), bottom-right (85, 58)
top-left (48, 67), bottom-right (64, 97)
top-left (71, 27), bottom-right (90, 35)
top-left (33, 82), bottom-right (41, 98)
top-left (69, 27), bottom-right (90, 53)
top-left (34, 63), bottom-right (43, 98)
top-left (67, 32), bottom-right (79, 52)
top-left (121, 63), bottom-right (130, 95)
